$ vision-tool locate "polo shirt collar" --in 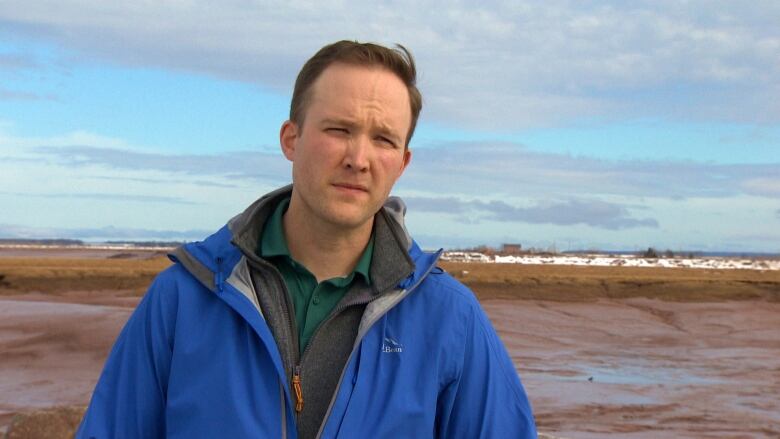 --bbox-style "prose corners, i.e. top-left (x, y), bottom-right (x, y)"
top-left (259, 196), bottom-right (373, 284)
